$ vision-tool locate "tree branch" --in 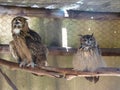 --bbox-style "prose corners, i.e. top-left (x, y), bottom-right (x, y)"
top-left (0, 58), bottom-right (120, 80)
